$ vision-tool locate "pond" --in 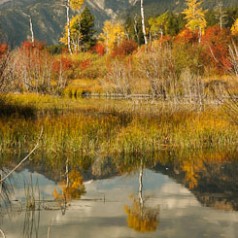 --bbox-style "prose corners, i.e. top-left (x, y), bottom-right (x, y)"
top-left (1, 150), bottom-right (238, 238)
